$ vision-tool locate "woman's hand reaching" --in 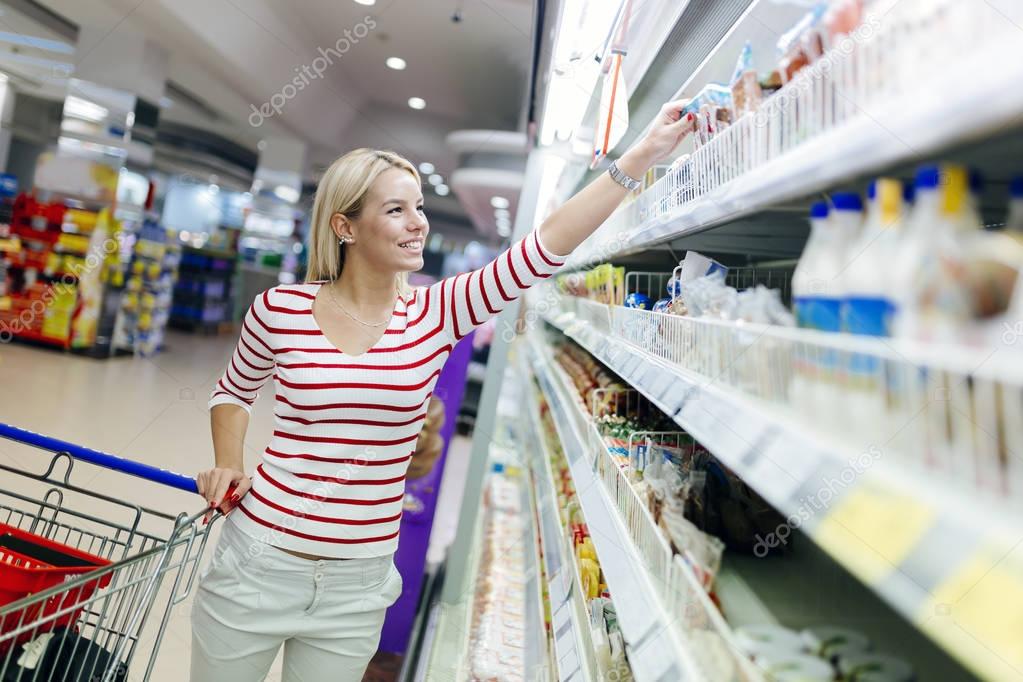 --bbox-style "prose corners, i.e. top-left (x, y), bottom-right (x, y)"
top-left (196, 467), bottom-right (251, 524)
top-left (635, 98), bottom-right (694, 164)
